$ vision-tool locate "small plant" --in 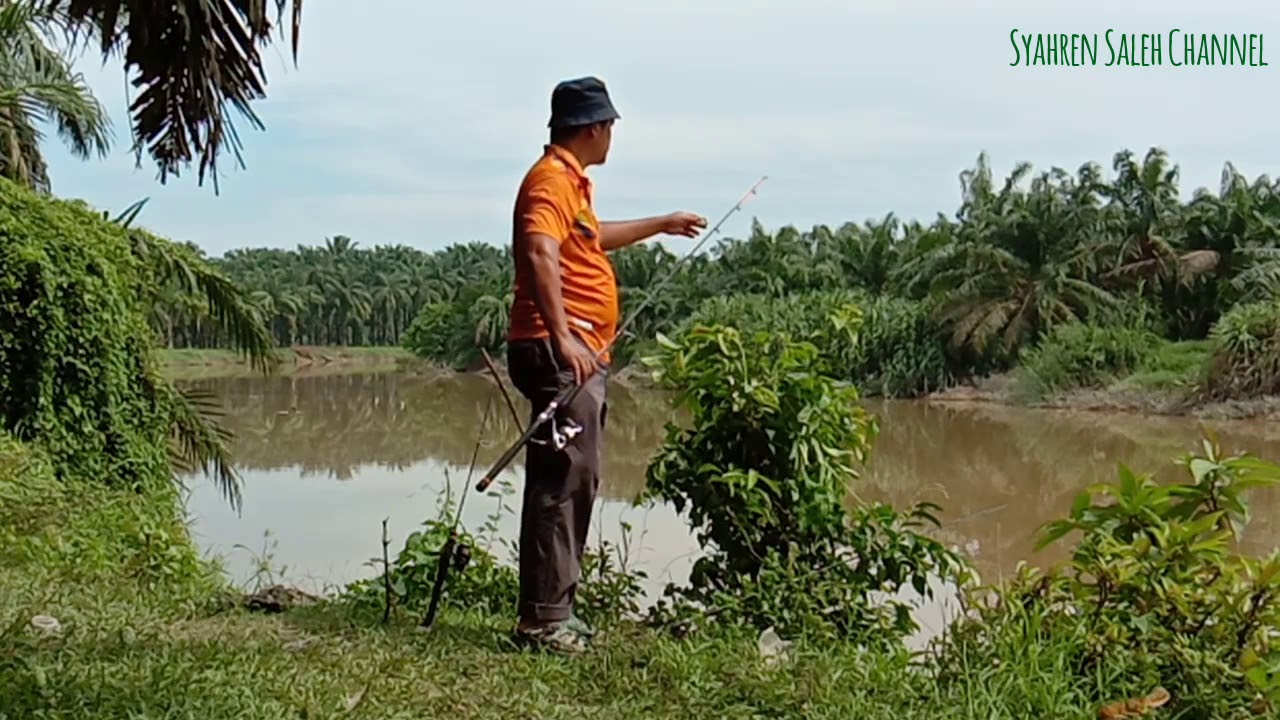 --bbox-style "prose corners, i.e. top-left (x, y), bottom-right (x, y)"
top-left (638, 315), bottom-right (970, 645)
top-left (342, 474), bottom-right (648, 628)
top-left (575, 521), bottom-right (648, 628)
